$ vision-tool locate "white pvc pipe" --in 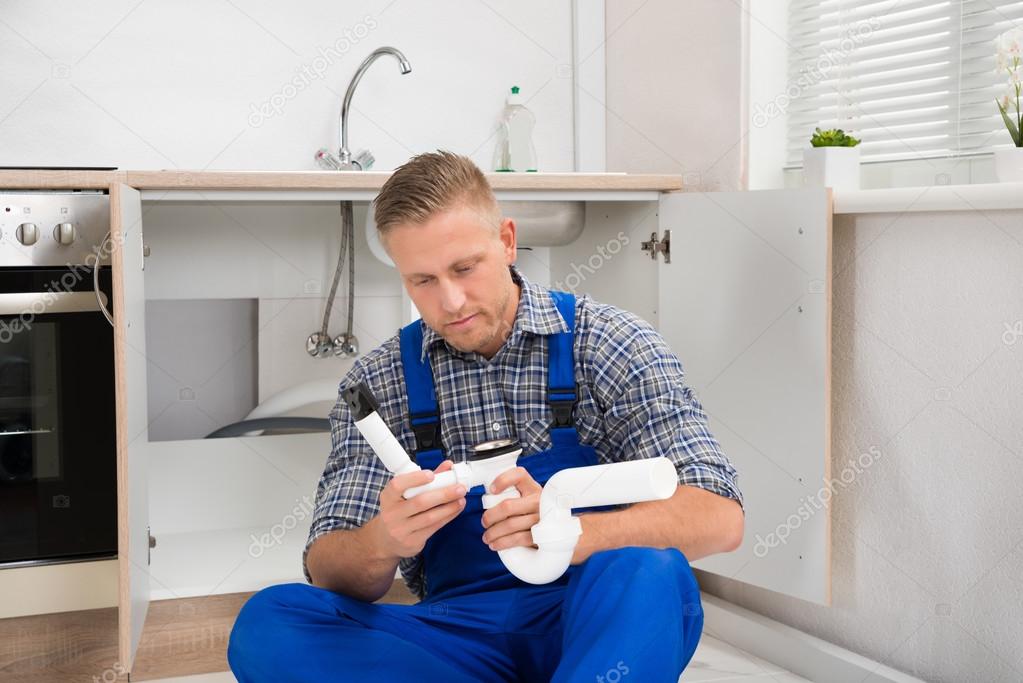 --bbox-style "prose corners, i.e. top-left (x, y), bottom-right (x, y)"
top-left (495, 457), bottom-right (678, 584)
top-left (541, 457), bottom-right (679, 512)
top-left (352, 412), bottom-right (521, 500)
top-left (349, 408), bottom-right (679, 584)
top-left (403, 452), bottom-right (521, 502)
top-left (353, 413), bottom-right (419, 477)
